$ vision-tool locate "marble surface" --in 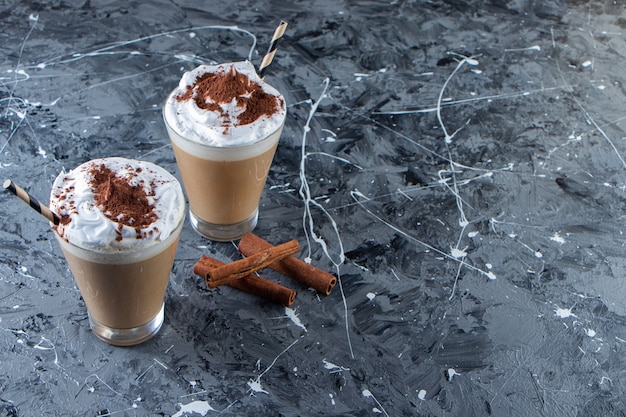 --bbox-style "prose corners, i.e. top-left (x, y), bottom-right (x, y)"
top-left (1, 1), bottom-right (625, 416)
